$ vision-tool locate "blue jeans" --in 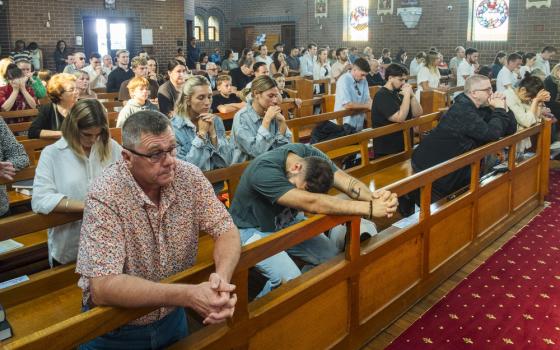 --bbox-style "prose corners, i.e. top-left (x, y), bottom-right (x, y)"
top-left (240, 214), bottom-right (375, 298)
top-left (79, 307), bottom-right (188, 350)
